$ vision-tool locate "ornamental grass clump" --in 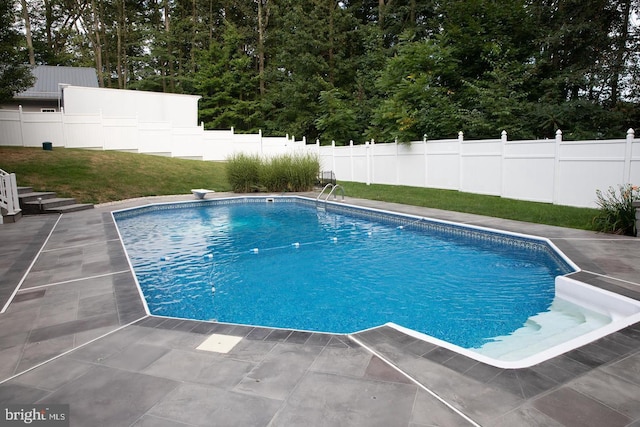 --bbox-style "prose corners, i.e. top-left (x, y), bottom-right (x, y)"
top-left (226, 152), bottom-right (319, 193)
top-left (226, 153), bottom-right (261, 192)
top-left (260, 153), bottom-right (319, 192)
top-left (592, 184), bottom-right (639, 236)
